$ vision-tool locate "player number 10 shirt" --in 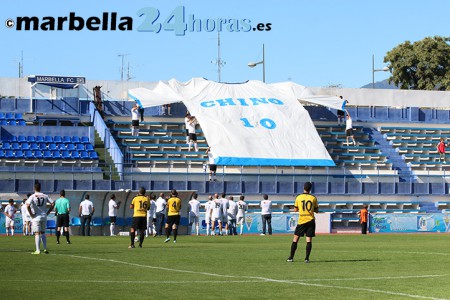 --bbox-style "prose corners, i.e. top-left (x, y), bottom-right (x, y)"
top-left (294, 193), bottom-right (318, 225)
